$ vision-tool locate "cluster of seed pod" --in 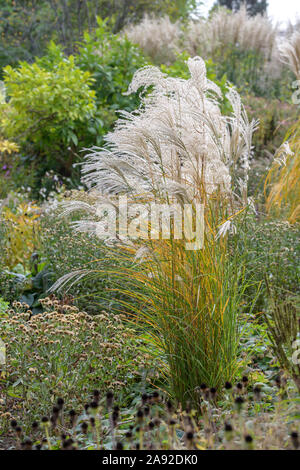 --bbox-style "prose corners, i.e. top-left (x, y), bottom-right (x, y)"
top-left (9, 378), bottom-right (299, 450)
